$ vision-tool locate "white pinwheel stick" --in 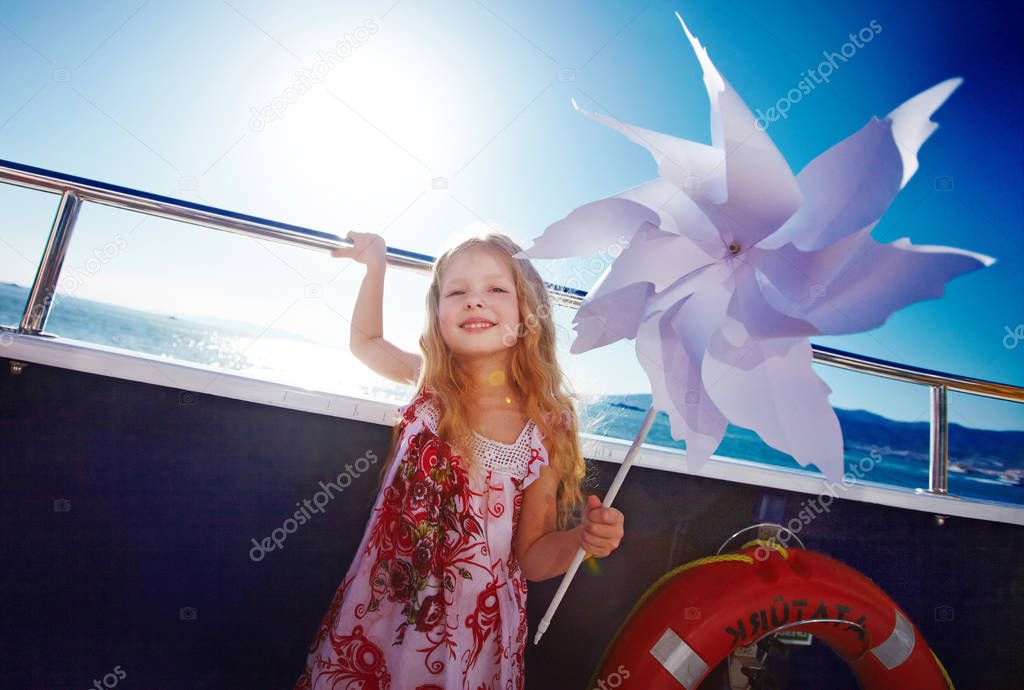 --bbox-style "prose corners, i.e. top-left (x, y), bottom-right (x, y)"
top-left (533, 405), bottom-right (659, 645)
